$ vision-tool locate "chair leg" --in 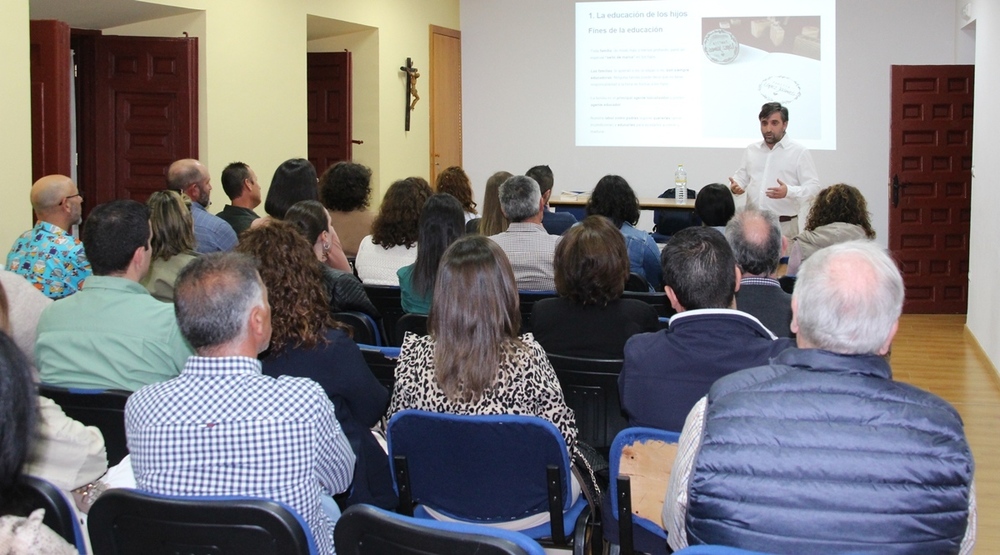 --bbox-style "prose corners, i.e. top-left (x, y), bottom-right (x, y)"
top-left (547, 464), bottom-right (566, 545)
top-left (394, 455), bottom-right (413, 516)
top-left (617, 476), bottom-right (633, 555)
